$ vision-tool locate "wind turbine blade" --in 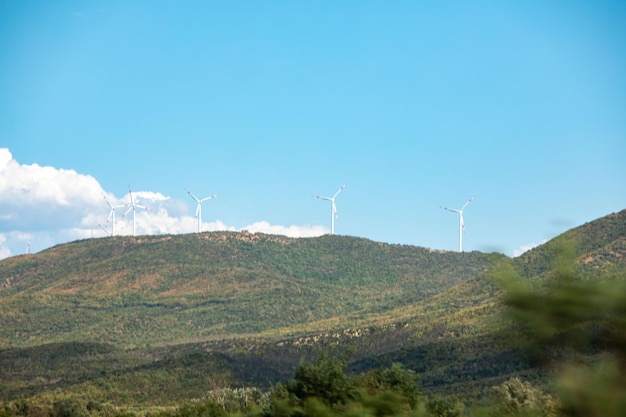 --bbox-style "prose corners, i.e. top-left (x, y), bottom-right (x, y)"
top-left (128, 188), bottom-right (135, 206)
top-left (195, 205), bottom-right (200, 218)
top-left (201, 194), bottom-right (217, 202)
top-left (441, 206), bottom-right (460, 213)
top-left (315, 195), bottom-right (331, 201)
top-left (123, 206), bottom-right (133, 217)
top-left (332, 201), bottom-right (338, 218)
top-left (333, 184), bottom-right (346, 198)
top-left (103, 195), bottom-right (114, 209)
top-left (461, 195), bottom-right (475, 210)
top-left (187, 189), bottom-right (201, 203)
